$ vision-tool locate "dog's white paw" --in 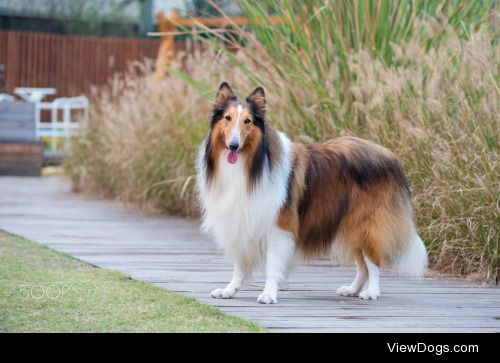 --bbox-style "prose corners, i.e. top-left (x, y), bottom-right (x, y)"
top-left (336, 285), bottom-right (359, 297)
top-left (257, 292), bottom-right (277, 304)
top-left (359, 289), bottom-right (380, 300)
top-left (210, 288), bottom-right (233, 299)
